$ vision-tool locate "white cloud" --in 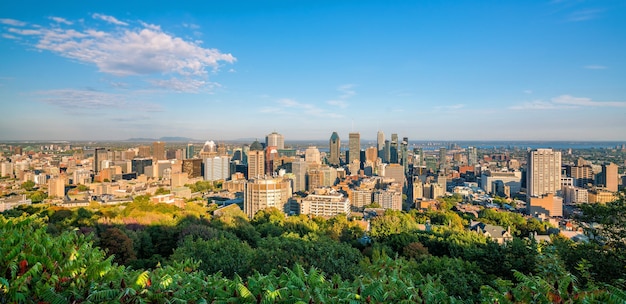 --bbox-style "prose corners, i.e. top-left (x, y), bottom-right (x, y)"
top-left (8, 28), bottom-right (41, 35)
top-left (35, 88), bottom-right (163, 112)
top-left (50, 16), bottom-right (72, 25)
top-left (268, 98), bottom-right (344, 118)
top-left (523, 90), bottom-right (533, 94)
top-left (509, 100), bottom-right (561, 110)
top-left (3, 13), bottom-right (236, 92)
top-left (568, 9), bottom-right (603, 22)
top-left (552, 95), bottom-right (626, 107)
top-left (584, 65), bottom-right (607, 70)
top-left (2, 33), bottom-right (17, 40)
top-left (327, 100), bottom-right (348, 108)
top-left (0, 18), bottom-right (26, 26)
top-left (434, 104), bottom-right (465, 111)
top-left (510, 95), bottom-right (626, 110)
top-left (150, 78), bottom-right (218, 93)
top-left (92, 13), bottom-right (128, 26)
top-left (338, 84), bottom-right (356, 99)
